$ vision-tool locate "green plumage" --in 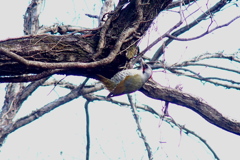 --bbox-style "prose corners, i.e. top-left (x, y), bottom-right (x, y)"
top-left (97, 60), bottom-right (152, 98)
